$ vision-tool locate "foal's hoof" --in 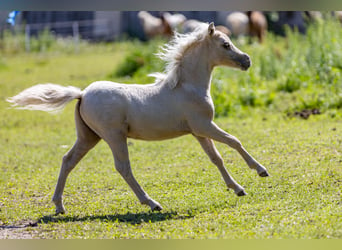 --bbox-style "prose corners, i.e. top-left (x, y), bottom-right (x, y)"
top-left (258, 171), bottom-right (269, 177)
top-left (151, 204), bottom-right (163, 212)
top-left (55, 209), bottom-right (66, 216)
top-left (142, 198), bottom-right (163, 211)
top-left (54, 205), bottom-right (66, 215)
top-left (236, 190), bottom-right (247, 197)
